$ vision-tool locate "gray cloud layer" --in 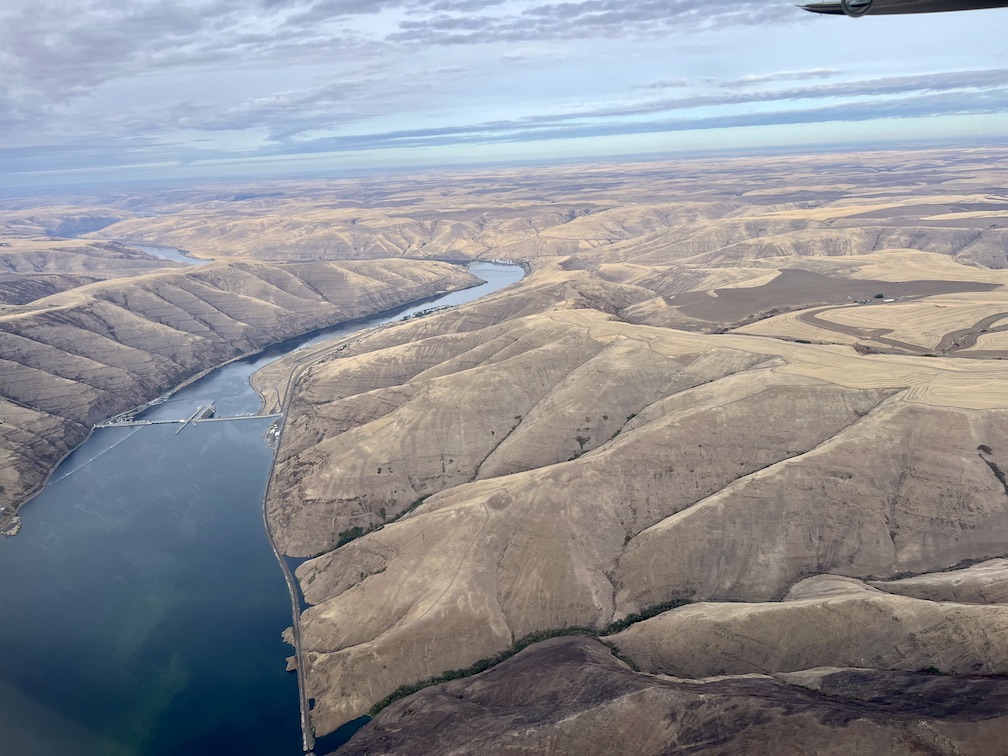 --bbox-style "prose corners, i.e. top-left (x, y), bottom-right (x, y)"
top-left (390, 0), bottom-right (794, 44)
top-left (264, 68), bottom-right (1008, 150)
top-left (2, 1), bottom-right (1007, 182)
